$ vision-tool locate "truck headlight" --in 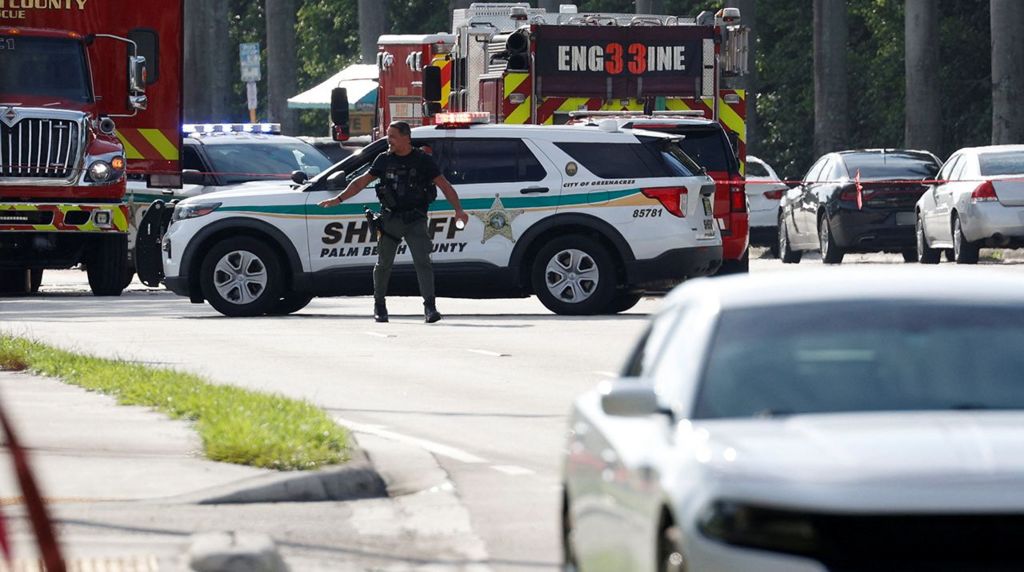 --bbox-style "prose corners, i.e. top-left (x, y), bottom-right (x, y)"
top-left (172, 202), bottom-right (221, 221)
top-left (86, 160), bottom-right (112, 182)
top-left (698, 501), bottom-right (819, 556)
